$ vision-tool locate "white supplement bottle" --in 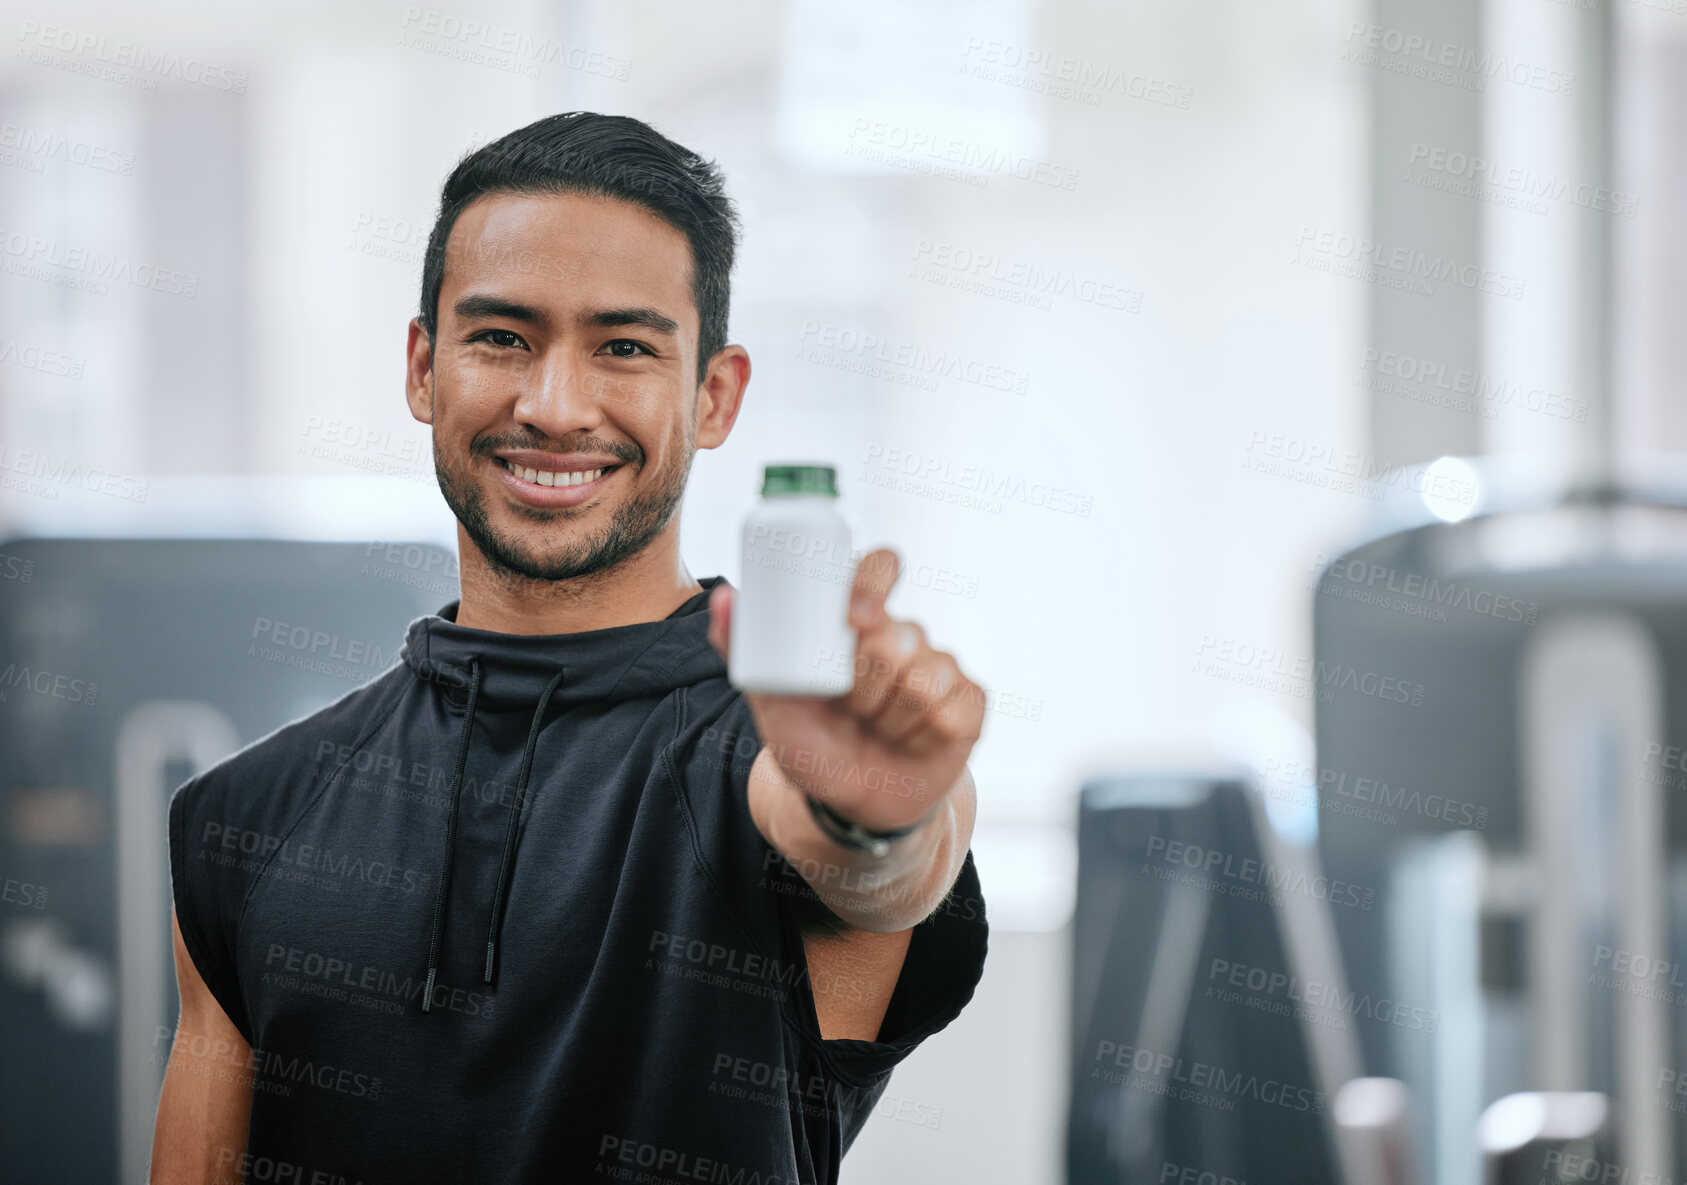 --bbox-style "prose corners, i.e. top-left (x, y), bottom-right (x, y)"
top-left (729, 463), bottom-right (856, 695)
